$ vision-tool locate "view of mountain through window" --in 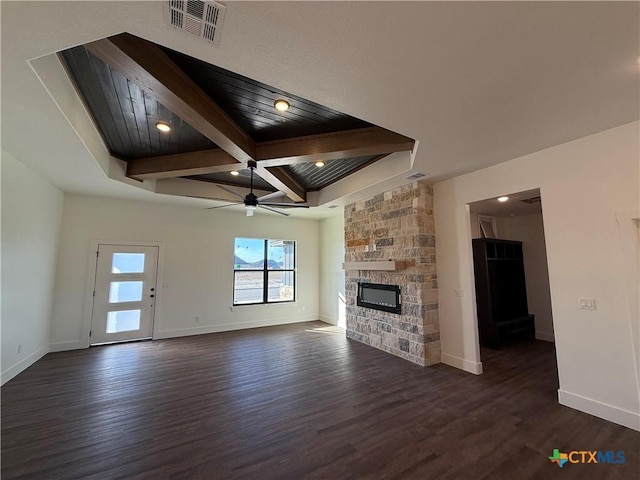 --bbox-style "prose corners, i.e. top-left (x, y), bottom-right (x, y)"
top-left (233, 238), bottom-right (295, 305)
